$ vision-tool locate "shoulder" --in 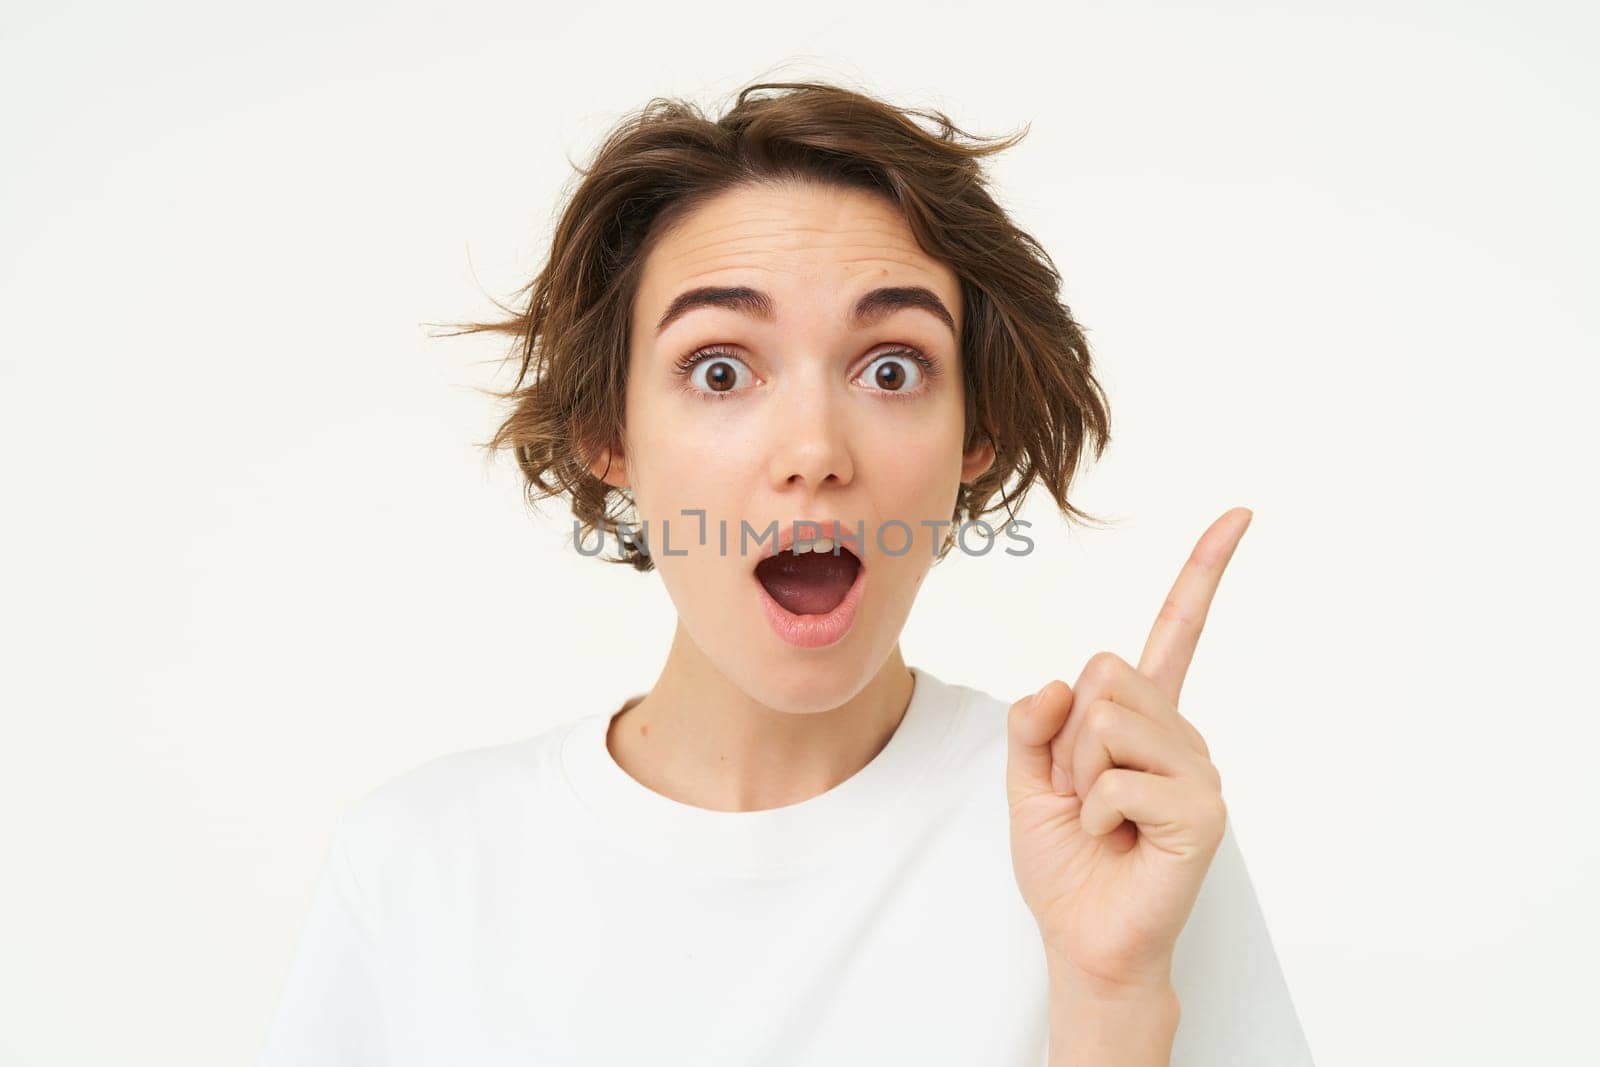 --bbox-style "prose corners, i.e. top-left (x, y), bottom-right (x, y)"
top-left (329, 715), bottom-right (586, 884)
top-left (905, 672), bottom-right (1017, 816)
top-left (927, 674), bottom-right (1013, 770)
